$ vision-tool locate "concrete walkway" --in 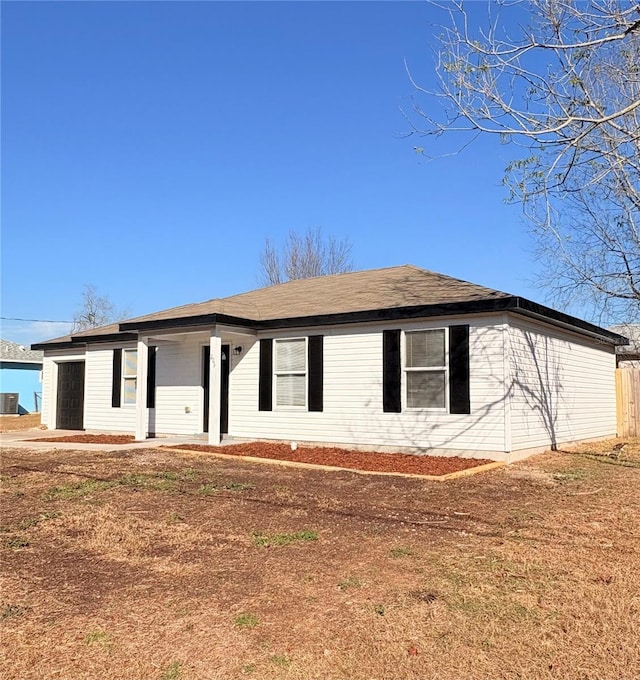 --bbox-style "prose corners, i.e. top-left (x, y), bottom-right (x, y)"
top-left (0, 429), bottom-right (212, 452)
